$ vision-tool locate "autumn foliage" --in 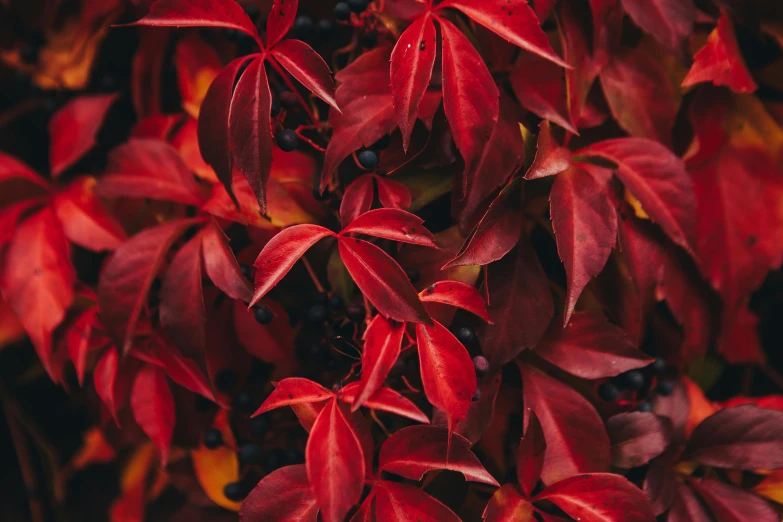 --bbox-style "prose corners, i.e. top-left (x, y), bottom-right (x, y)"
top-left (1, 0), bottom-right (783, 520)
